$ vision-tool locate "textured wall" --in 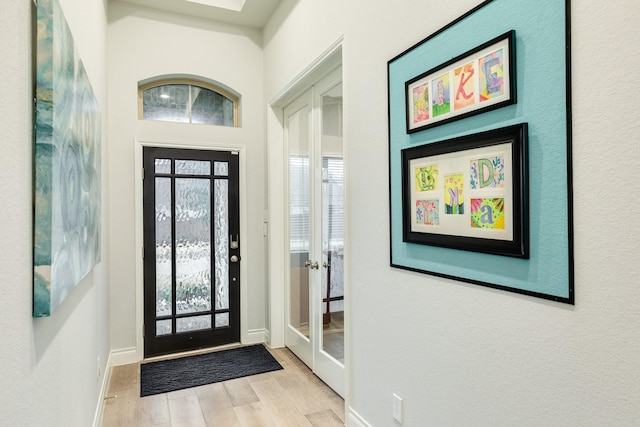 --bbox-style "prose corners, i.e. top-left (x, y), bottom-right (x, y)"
top-left (0, 0), bottom-right (110, 425)
top-left (264, 0), bottom-right (640, 425)
top-left (107, 1), bottom-right (267, 354)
